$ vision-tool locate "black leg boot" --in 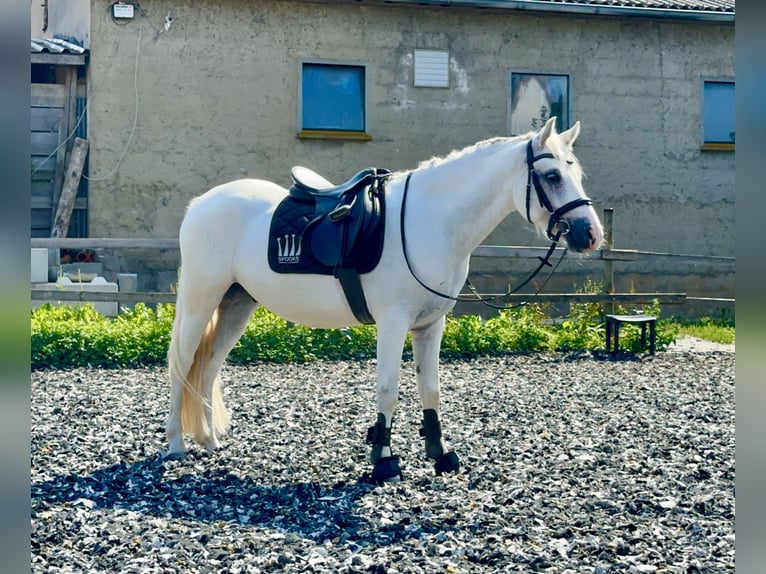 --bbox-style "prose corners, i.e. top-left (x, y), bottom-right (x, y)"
top-left (365, 413), bottom-right (402, 483)
top-left (420, 409), bottom-right (460, 475)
